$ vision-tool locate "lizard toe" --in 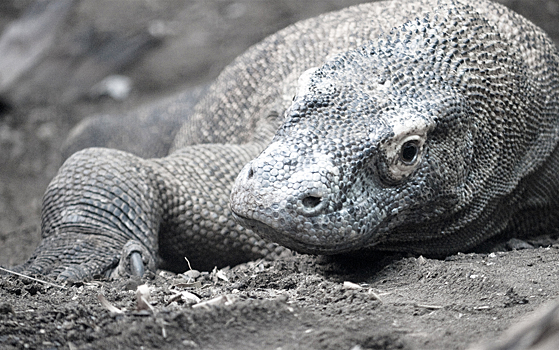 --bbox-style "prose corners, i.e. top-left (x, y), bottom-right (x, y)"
top-left (110, 240), bottom-right (156, 279)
